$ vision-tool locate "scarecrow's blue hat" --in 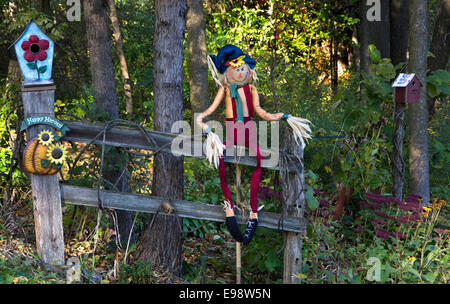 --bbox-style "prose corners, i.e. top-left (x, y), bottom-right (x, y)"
top-left (208, 44), bottom-right (256, 74)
